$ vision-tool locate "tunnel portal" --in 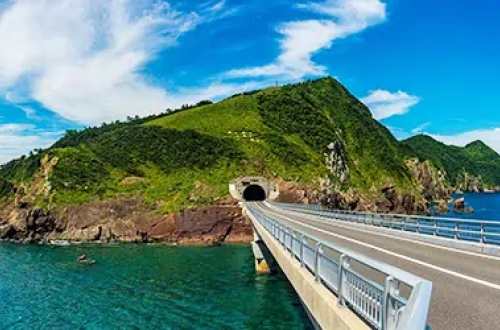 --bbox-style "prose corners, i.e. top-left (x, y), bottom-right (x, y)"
top-left (229, 177), bottom-right (279, 202)
top-left (242, 184), bottom-right (267, 201)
